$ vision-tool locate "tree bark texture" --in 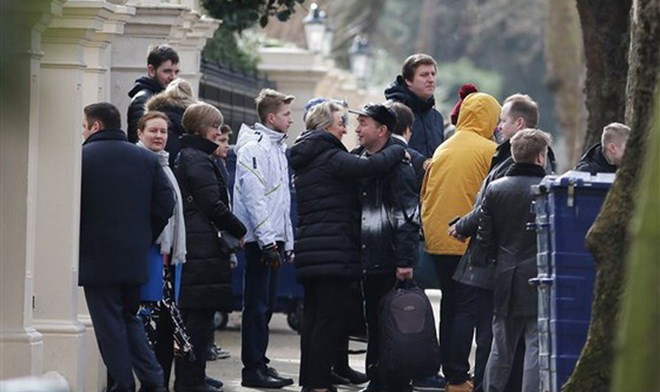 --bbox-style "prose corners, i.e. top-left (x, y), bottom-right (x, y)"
top-left (575, 0), bottom-right (631, 151)
top-left (563, 1), bottom-right (659, 391)
top-left (544, 0), bottom-right (587, 168)
top-left (611, 87), bottom-right (660, 392)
